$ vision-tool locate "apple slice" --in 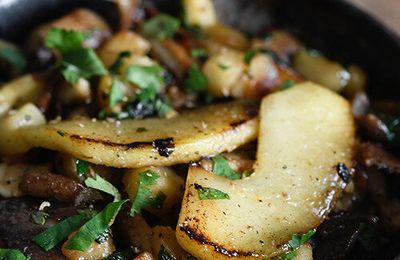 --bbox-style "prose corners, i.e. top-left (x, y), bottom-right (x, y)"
top-left (176, 82), bottom-right (355, 259)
